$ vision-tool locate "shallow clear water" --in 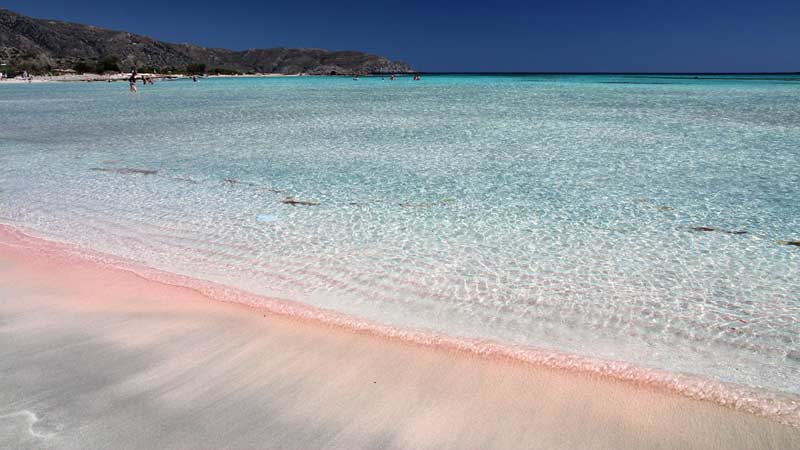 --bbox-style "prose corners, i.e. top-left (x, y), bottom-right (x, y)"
top-left (1, 74), bottom-right (799, 395)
